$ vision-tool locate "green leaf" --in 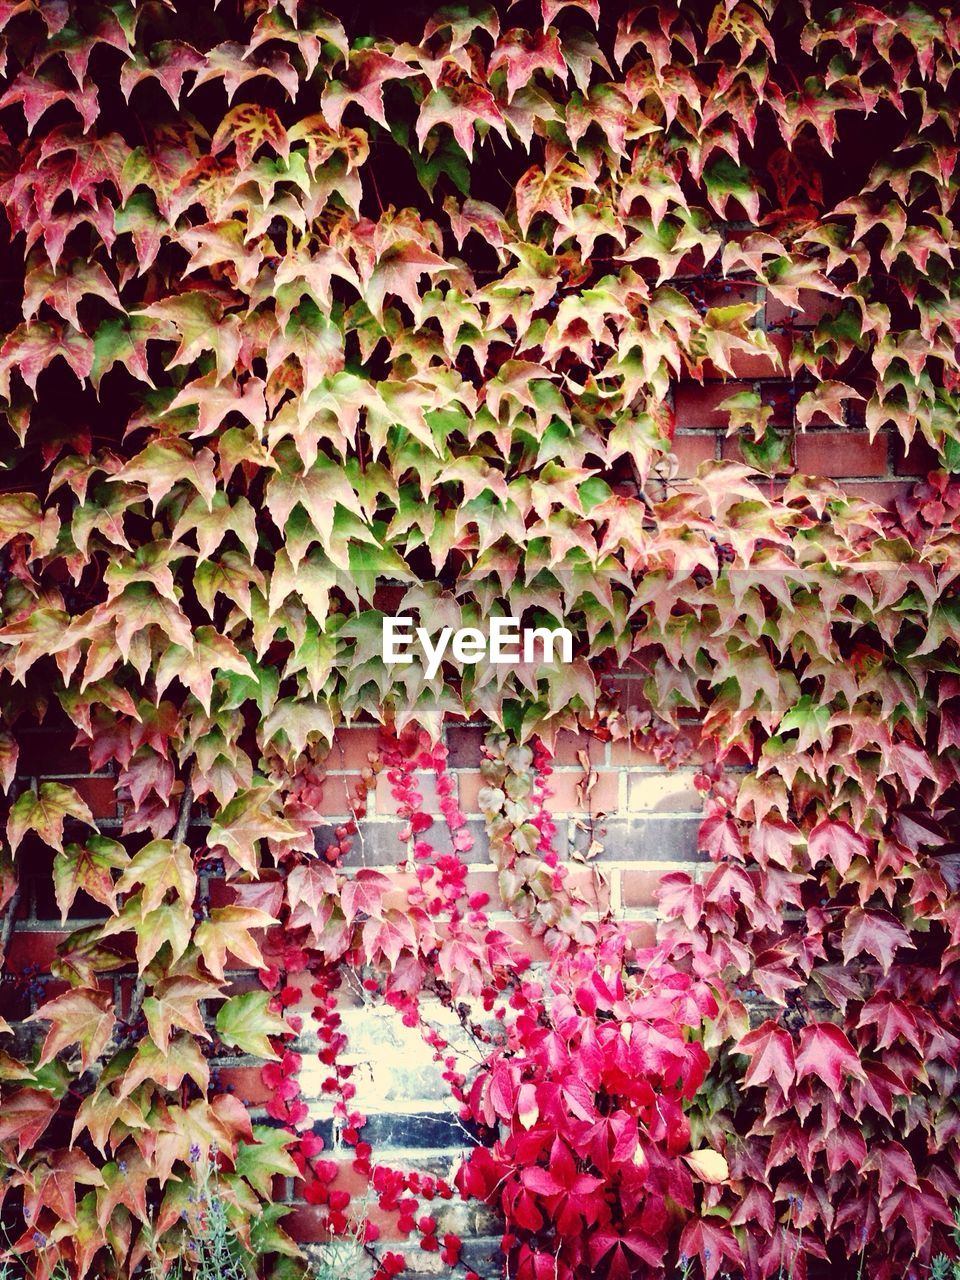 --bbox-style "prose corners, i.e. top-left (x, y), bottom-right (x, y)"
top-left (216, 992), bottom-right (290, 1059)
